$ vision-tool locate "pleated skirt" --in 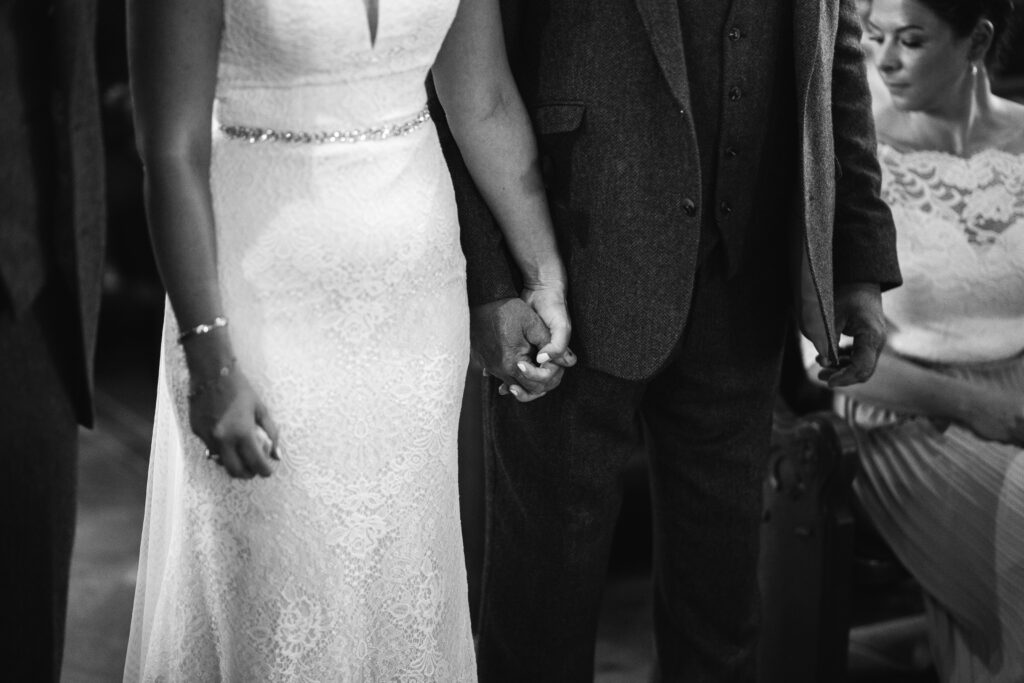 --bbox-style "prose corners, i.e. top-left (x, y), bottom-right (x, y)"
top-left (836, 353), bottom-right (1024, 682)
